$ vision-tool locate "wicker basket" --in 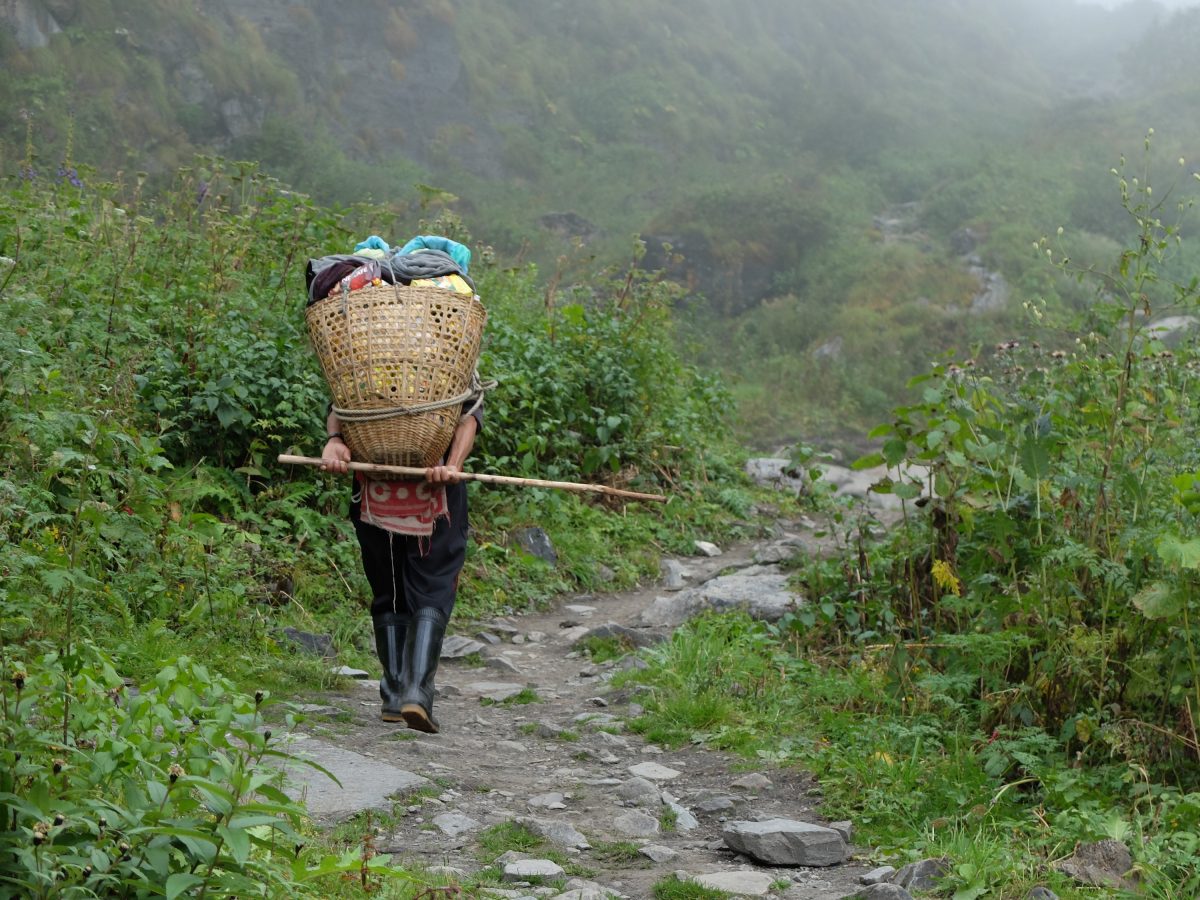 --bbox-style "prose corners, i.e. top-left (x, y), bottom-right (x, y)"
top-left (306, 281), bottom-right (487, 471)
